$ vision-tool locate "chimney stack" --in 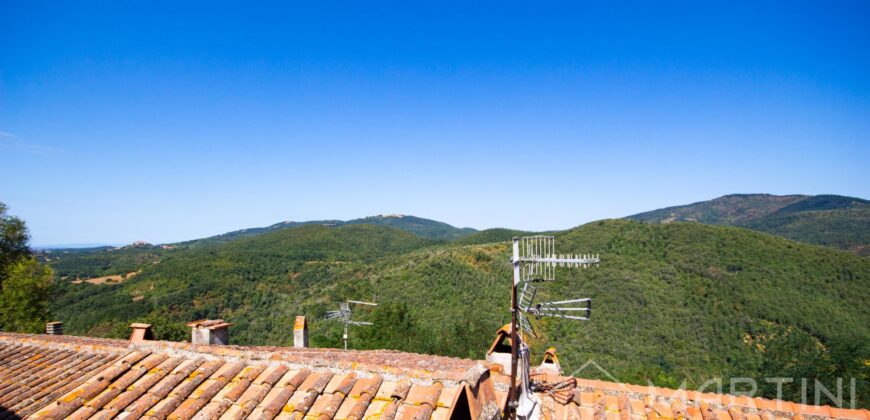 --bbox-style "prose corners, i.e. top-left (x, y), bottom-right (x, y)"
top-left (46, 322), bottom-right (63, 335)
top-left (129, 323), bottom-right (154, 344)
top-left (186, 319), bottom-right (232, 345)
top-left (294, 316), bottom-right (308, 348)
